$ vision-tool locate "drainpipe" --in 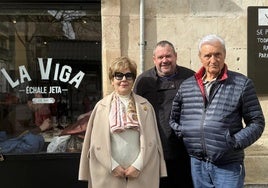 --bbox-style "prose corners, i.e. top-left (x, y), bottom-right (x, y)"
top-left (139, 0), bottom-right (145, 73)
